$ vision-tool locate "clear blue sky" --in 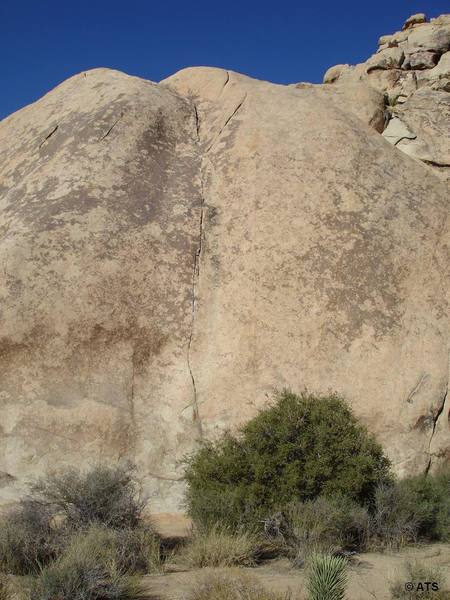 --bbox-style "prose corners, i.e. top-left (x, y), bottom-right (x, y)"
top-left (1, 0), bottom-right (449, 120)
